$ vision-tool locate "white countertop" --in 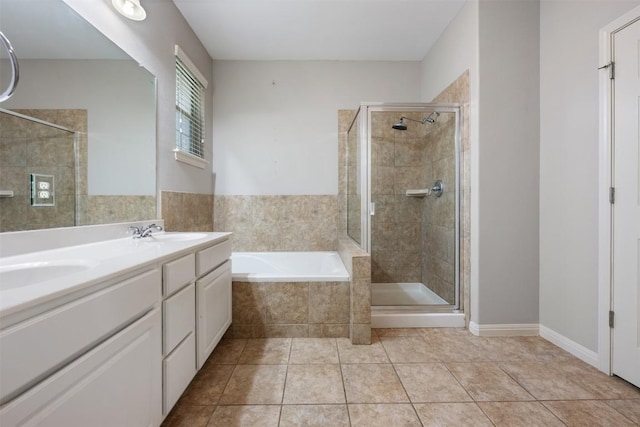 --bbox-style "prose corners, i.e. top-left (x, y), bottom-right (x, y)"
top-left (0, 232), bottom-right (232, 323)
